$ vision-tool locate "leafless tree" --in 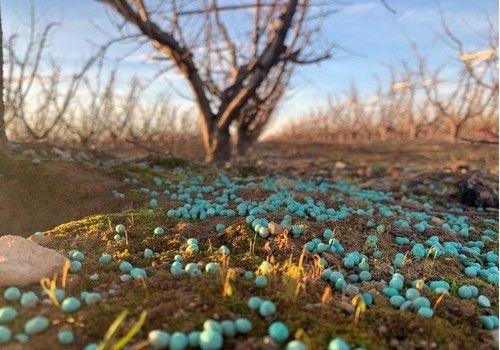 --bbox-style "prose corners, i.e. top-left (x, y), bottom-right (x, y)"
top-left (3, 7), bottom-right (109, 143)
top-left (99, 0), bottom-right (332, 161)
top-left (417, 14), bottom-right (498, 141)
top-left (233, 61), bottom-right (292, 154)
